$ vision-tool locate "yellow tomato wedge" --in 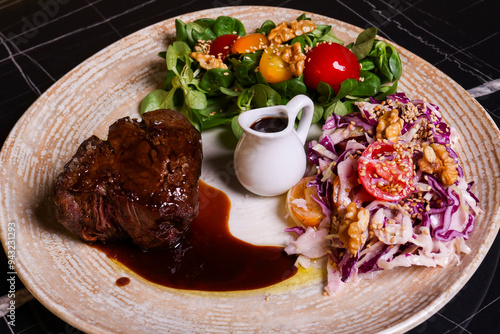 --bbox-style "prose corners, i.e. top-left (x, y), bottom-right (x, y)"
top-left (259, 45), bottom-right (293, 83)
top-left (231, 33), bottom-right (269, 54)
top-left (286, 176), bottom-right (326, 227)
